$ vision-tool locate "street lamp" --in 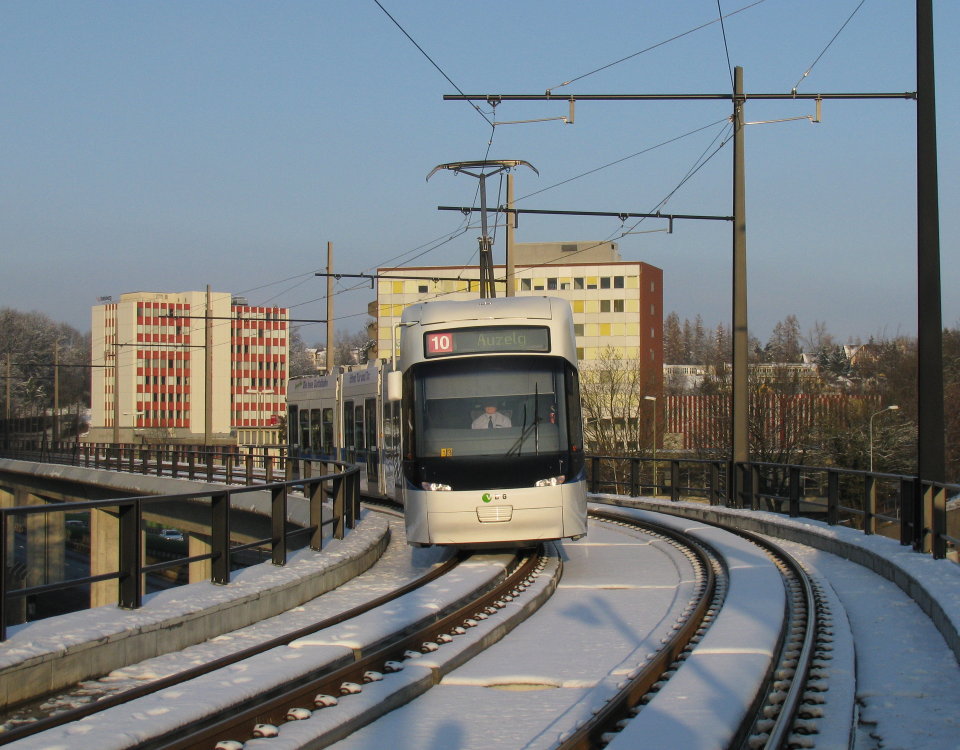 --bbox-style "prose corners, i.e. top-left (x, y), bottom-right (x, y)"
top-left (869, 405), bottom-right (899, 472)
top-left (644, 396), bottom-right (657, 495)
